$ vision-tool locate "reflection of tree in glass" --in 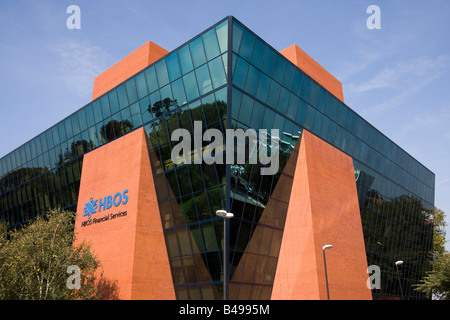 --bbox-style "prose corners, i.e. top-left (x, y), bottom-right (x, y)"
top-left (101, 119), bottom-right (133, 142)
top-left (149, 98), bottom-right (178, 118)
top-left (361, 192), bottom-right (433, 299)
